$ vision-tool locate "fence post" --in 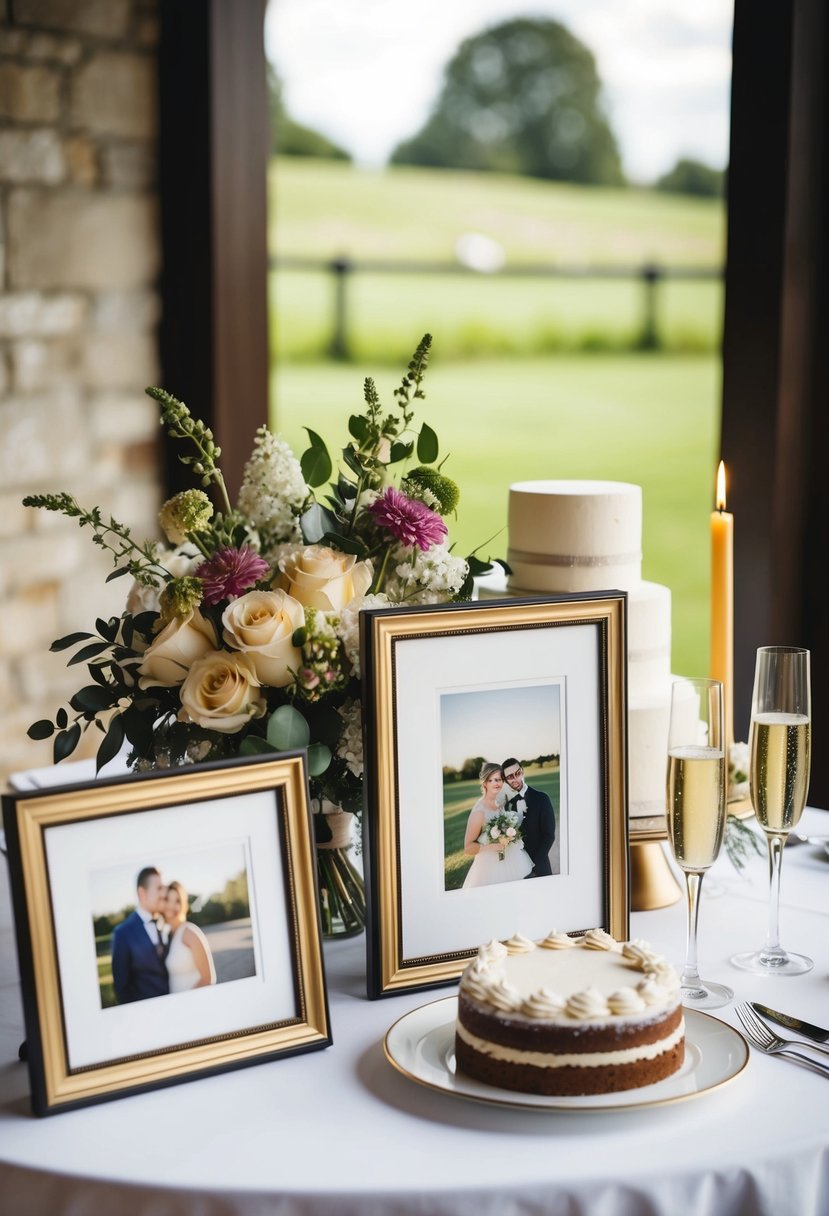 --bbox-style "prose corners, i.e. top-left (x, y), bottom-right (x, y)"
top-left (639, 263), bottom-right (662, 350)
top-left (329, 256), bottom-right (351, 360)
